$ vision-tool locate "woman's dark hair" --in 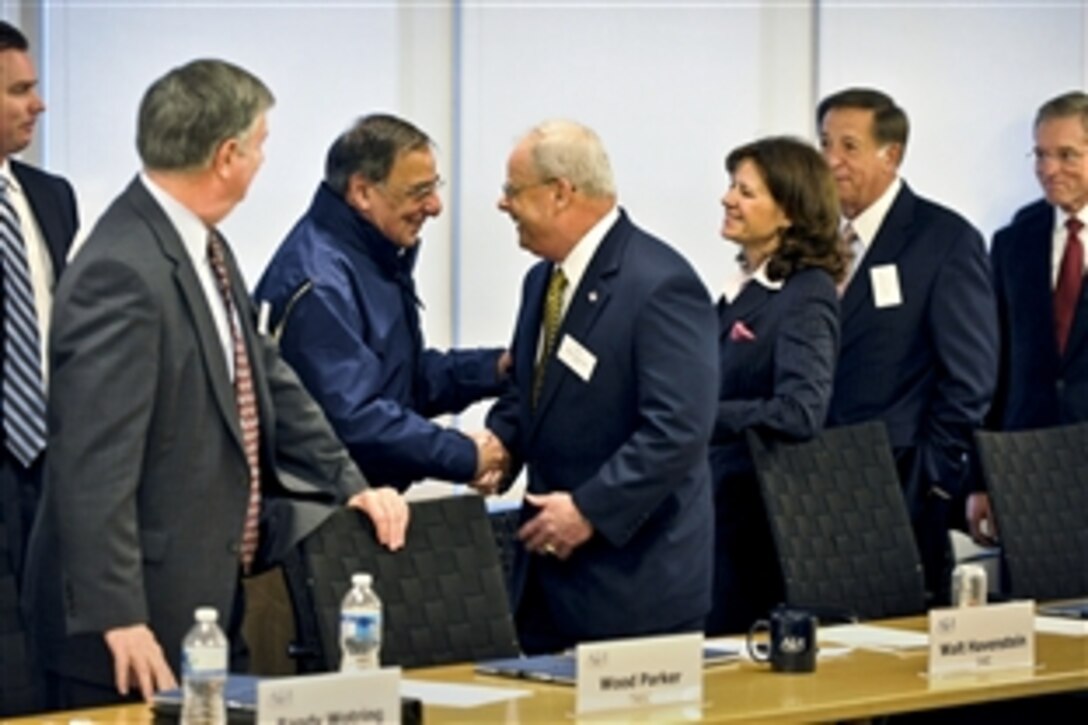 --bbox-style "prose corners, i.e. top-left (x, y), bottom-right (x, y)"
top-left (726, 136), bottom-right (846, 283)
